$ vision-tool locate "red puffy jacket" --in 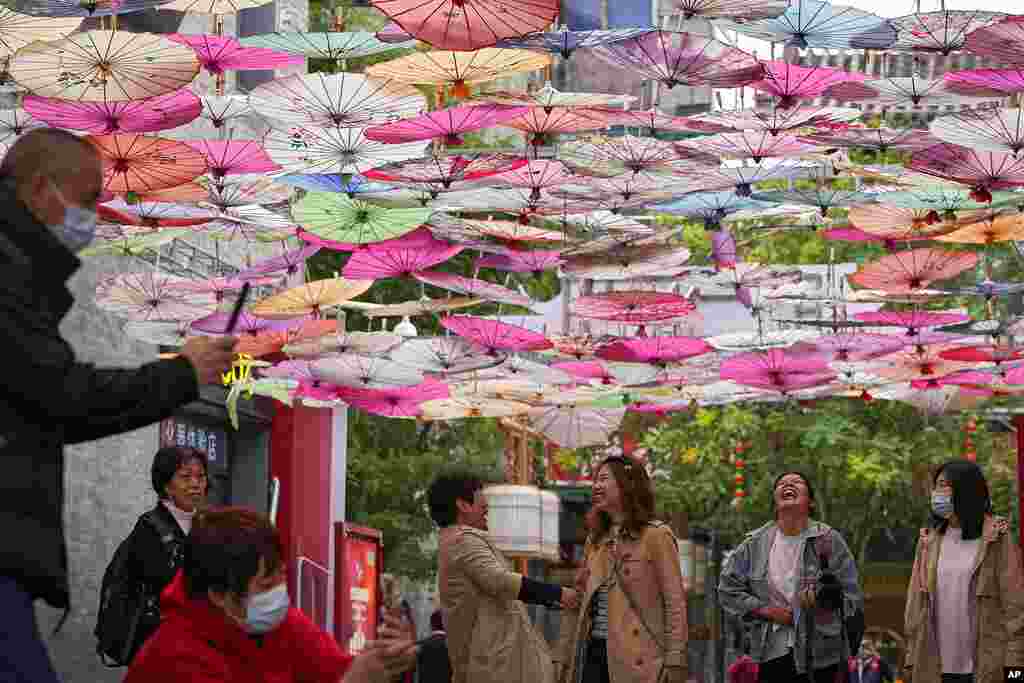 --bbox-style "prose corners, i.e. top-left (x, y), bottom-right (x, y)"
top-left (125, 571), bottom-right (352, 683)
